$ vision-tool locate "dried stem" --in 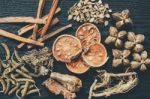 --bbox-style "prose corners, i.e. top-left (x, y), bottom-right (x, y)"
top-left (0, 29), bottom-right (44, 46)
top-left (17, 18), bottom-right (59, 49)
top-left (18, 7), bottom-right (61, 36)
top-left (28, 24), bottom-right (72, 49)
top-left (0, 17), bottom-right (46, 24)
top-left (40, 0), bottom-right (58, 37)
